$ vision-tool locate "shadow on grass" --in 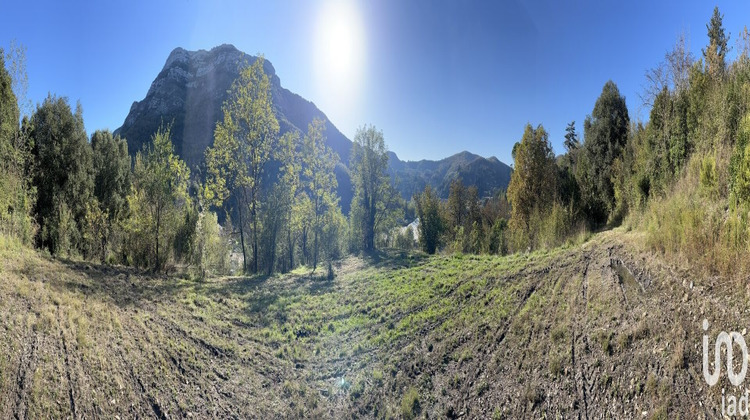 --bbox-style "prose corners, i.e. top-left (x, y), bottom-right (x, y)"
top-left (205, 270), bottom-right (340, 327)
top-left (32, 257), bottom-right (194, 308)
top-left (361, 249), bottom-right (429, 271)
top-left (35, 248), bottom-right (426, 314)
